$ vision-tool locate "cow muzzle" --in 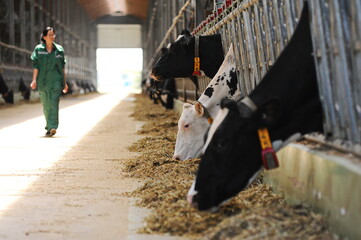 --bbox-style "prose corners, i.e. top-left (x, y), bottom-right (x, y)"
top-left (150, 69), bottom-right (161, 81)
top-left (187, 181), bottom-right (198, 208)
